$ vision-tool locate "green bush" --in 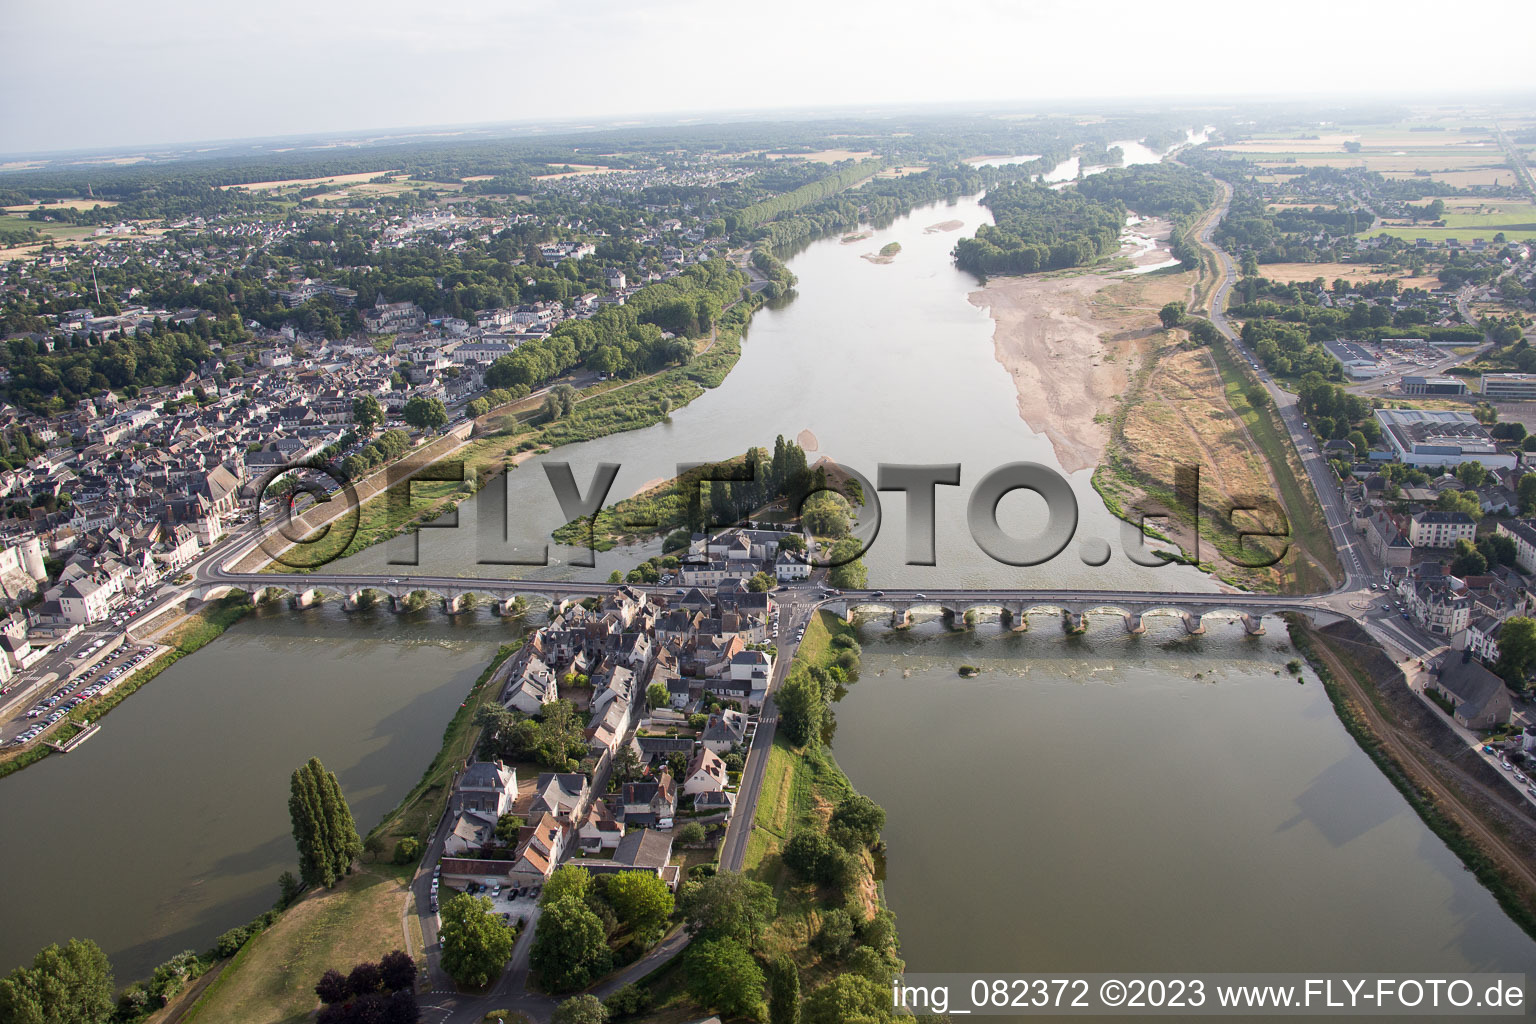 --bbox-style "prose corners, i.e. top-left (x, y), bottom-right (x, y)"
top-left (394, 836), bottom-right (422, 865)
